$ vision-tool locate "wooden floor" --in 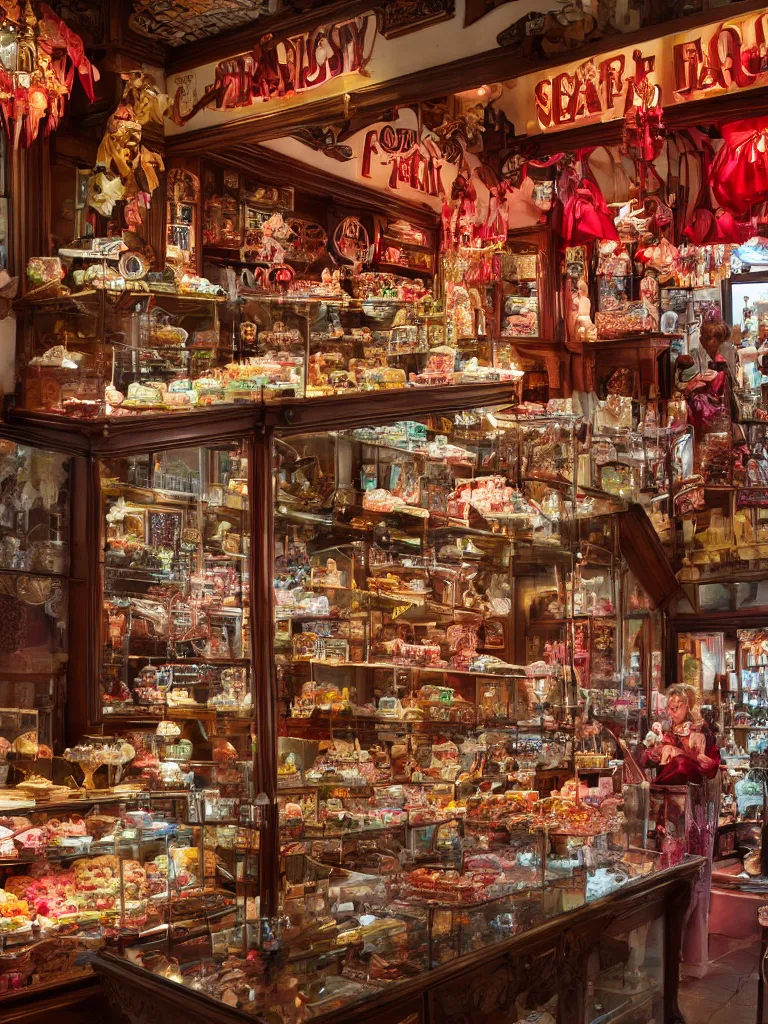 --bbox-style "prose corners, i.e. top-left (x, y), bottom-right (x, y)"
top-left (679, 935), bottom-right (762, 1024)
